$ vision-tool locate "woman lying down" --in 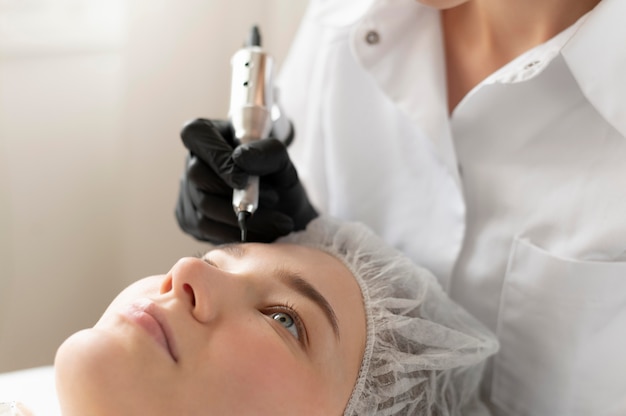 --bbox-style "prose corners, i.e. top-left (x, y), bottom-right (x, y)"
top-left (6, 217), bottom-right (499, 415)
